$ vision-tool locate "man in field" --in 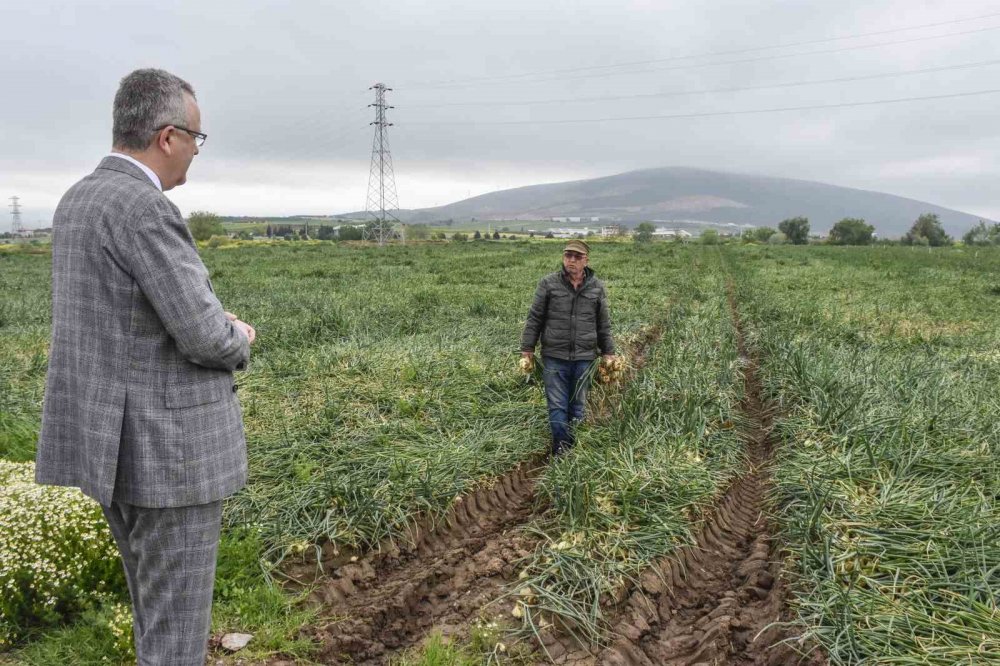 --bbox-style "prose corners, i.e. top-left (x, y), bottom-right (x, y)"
top-left (521, 240), bottom-right (615, 455)
top-left (36, 68), bottom-right (255, 665)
